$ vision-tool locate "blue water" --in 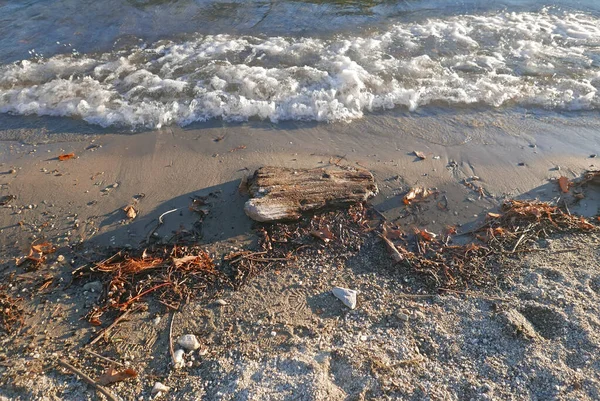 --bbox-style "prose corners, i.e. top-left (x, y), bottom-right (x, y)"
top-left (1, 0), bottom-right (600, 129)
